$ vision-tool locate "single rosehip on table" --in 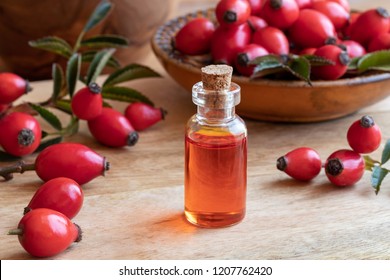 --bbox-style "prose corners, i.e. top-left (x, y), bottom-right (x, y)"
top-left (277, 147), bottom-right (322, 181)
top-left (8, 208), bottom-right (82, 257)
top-left (0, 111), bottom-right (41, 157)
top-left (71, 83), bottom-right (103, 120)
top-left (124, 102), bottom-right (166, 131)
top-left (0, 72), bottom-right (32, 104)
top-left (347, 115), bottom-right (382, 154)
top-left (34, 142), bottom-right (109, 185)
top-left (325, 149), bottom-right (365, 187)
top-left (24, 177), bottom-right (84, 219)
top-left (88, 107), bottom-right (139, 147)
